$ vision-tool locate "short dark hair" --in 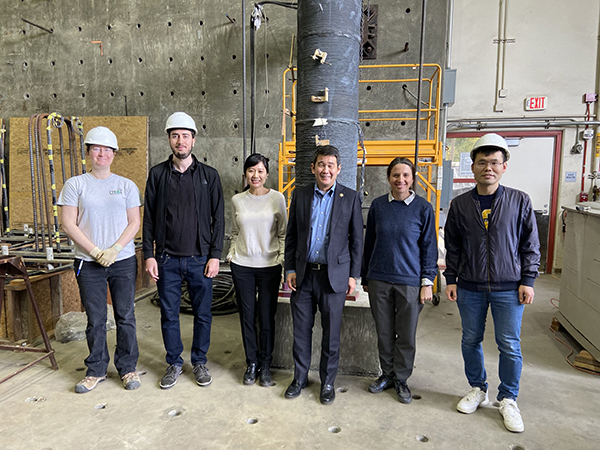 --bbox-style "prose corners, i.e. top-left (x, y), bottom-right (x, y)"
top-left (387, 157), bottom-right (416, 179)
top-left (243, 153), bottom-right (270, 173)
top-left (167, 129), bottom-right (196, 138)
top-left (470, 146), bottom-right (508, 162)
top-left (312, 145), bottom-right (341, 166)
